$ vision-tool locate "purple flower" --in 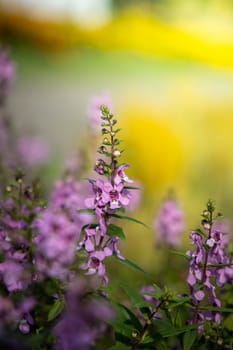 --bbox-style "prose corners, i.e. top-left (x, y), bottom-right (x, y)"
top-left (81, 105), bottom-right (134, 284)
top-left (51, 179), bottom-right (92, 227)
top-left (0, 260), bottom-right (30, 292)
top-left (154, 198), bottom-right (184, 247)
top-left (53, 278), bottom-right (114, 350)
top-left (79, 226), bottom-right (114, 283)
top-left (34, 208), bottom-right (80, 280)
top-left (212, 219), bottom-right (232, 247)
top-left (114, 164), bottom-right (133, 186)
top-left (17, 136), bottom-right (49, 168)
top-left (186, 219), bottom-right (232, 328)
